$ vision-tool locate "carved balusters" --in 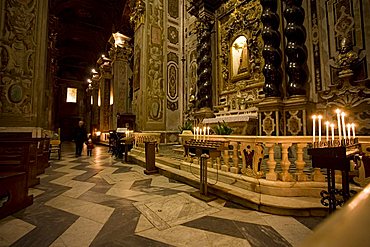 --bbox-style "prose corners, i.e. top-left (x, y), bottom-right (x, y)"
top-left (284, 0), bottom-right (308, 96)
top-left (221, 148), bottom-right (230, 172)
top-left (265, 143), bottom-right (278, 180)
top-left (279, 143), bottom-right (294, 181)
top-left (230, 142), bottom-right (240, 174)
top-left (261, 0), bottom-right (282, 97)
top-left (294, 143), bottom-right (308, 181)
